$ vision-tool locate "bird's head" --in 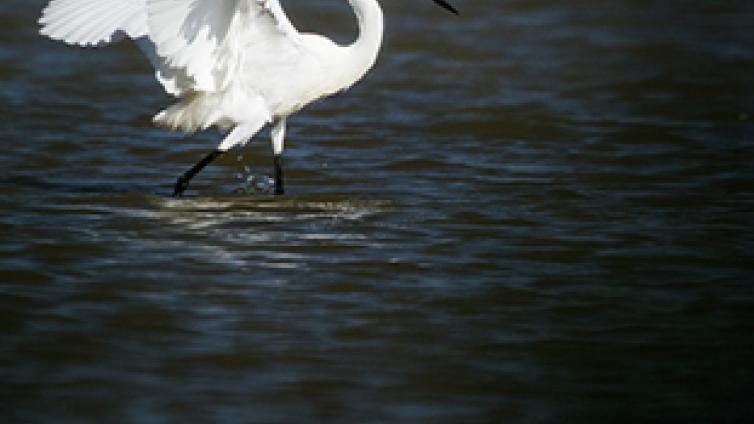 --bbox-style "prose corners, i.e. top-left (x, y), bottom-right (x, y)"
top-left (431, 0), bottom-right (459, 15)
